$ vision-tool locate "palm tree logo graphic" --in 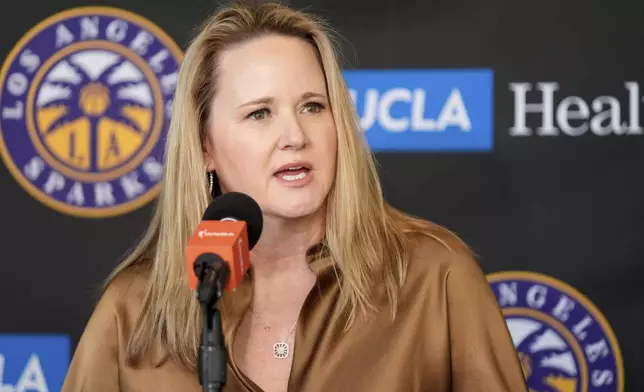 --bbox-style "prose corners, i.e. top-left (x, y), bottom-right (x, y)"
top-left (508, 317), bottom-right (581, 392)
top-left (32, 48), bottom-right (156, 179)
